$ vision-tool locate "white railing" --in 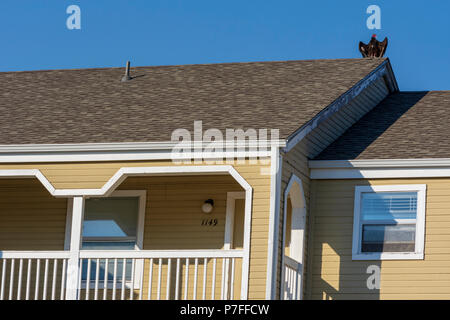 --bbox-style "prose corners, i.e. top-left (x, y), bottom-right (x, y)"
top-left (282, 255), bottom-right (302, 300)
top-left (0, 249), bottom-right (244, 300)
top-left (0, 251), bottom-right (70, 300)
